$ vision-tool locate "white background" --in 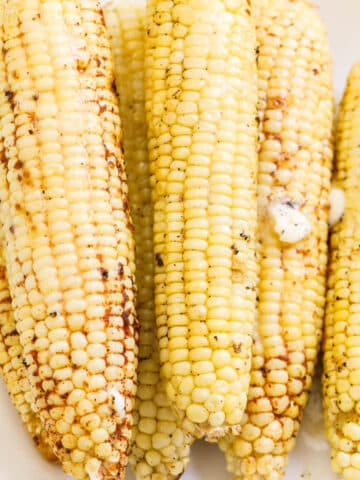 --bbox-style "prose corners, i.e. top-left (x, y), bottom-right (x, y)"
top-left (0, 1), bottom-right (357, 479)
